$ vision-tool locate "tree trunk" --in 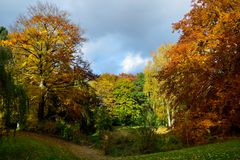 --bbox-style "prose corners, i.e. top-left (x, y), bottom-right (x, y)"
top-left (38, 93), bottom-right (45, 122)
top-left (171, 109), bottom-right (175, 127)
top-left (166, 102), bottom-right (172, 127)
